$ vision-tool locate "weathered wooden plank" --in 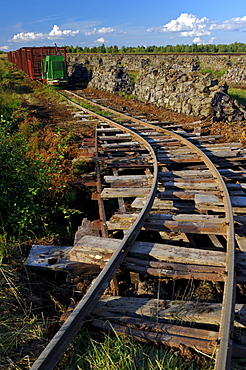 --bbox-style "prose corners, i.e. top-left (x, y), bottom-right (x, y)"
top-left (157, 156), bottom-right (203, 163)
top-left (71, 235), bottom-right (226, 266)
top-left (107, 162), bottom-right (152, 168)
top-left (104, 175), bottom-right (153, 187)
top-left (157, 190), bottom-right (220, 201)
top-left (96, 296), bottom-right (246, 328)
top-left (97, 128), bottom-right (122, 133)
top-left (101, 187), bottom-right (150, 198)
top-left (107, 213), bottom-right (227, 234)
top-left (101, 141), bottom-right (141, 148)
top-left (159, 181), bottom-right (220, 190)
top-left (131, 197), bottom-right (193, 210)
top-left (157, 149), bottom-right (238, 158)
top-left (198, 142), bottom-right (242, 149)
top-left (236, 235), bottom-right (246, 252)
top-left (195, 194), bottom-right (222, 205)
top-left (158, 177), bottom-right (217, 184)
top-left (131, 196), bottom-right (246, 213)
top-left (99, 135), bottom-right (131, 141)
top-left (159, 169), bottom-right (212, 178)
top-left (121, 260), bottom-right (226, 281)
top-left (89, 319), bottom-right (217, 354)
top-left (25, 245), bottom-right (72, 270)
top-left (160, 144), bottom-right (241, 152)
top-left (195, 194), bottom-right (246, 208)
top-left (92, 308), bottom-right (218, 341)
